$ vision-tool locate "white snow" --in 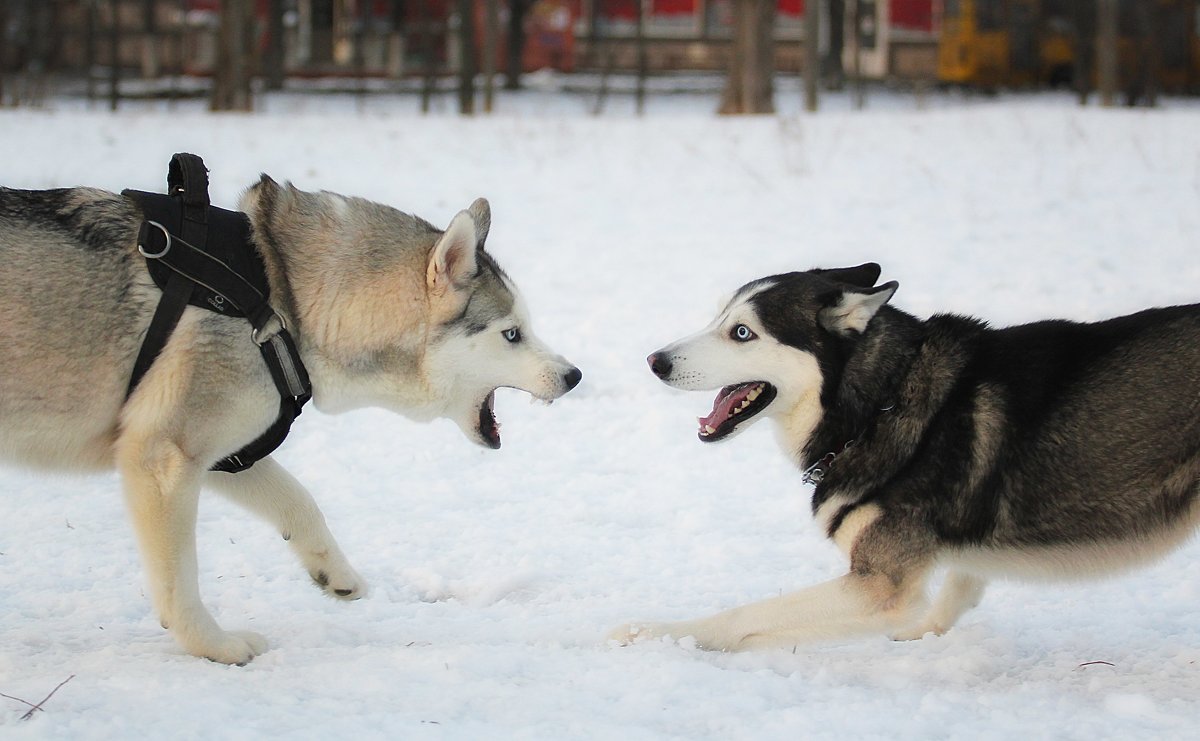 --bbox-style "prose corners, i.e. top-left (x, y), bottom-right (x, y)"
top-left (2, 87), bottom-right (1200, 739)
